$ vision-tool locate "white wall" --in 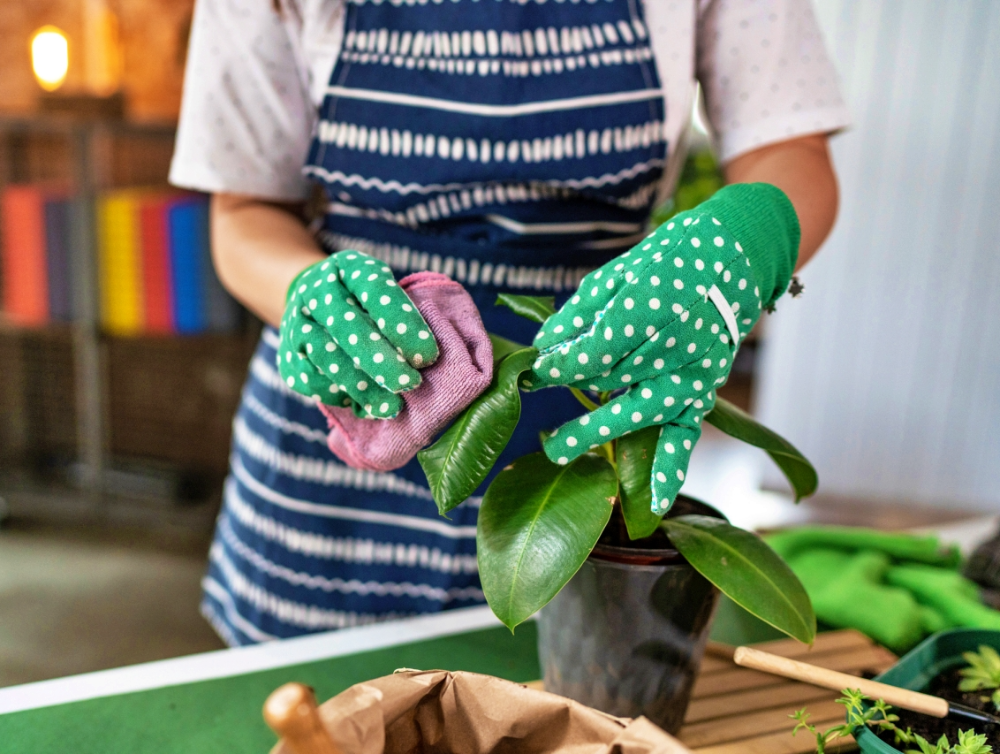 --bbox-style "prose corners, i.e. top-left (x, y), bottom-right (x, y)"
top-left (755, 0), bottom-right (1000, 511)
